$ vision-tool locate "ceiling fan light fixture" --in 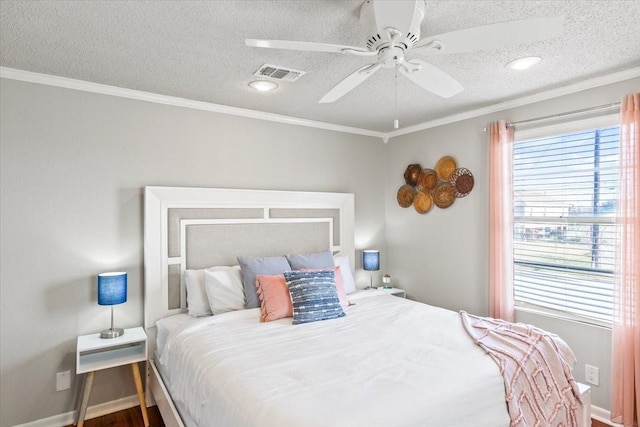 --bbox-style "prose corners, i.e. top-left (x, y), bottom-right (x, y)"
top-left (505, 56), bottom-right (542, 71)
top-left (248, 80), bottom-right (278, 92)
